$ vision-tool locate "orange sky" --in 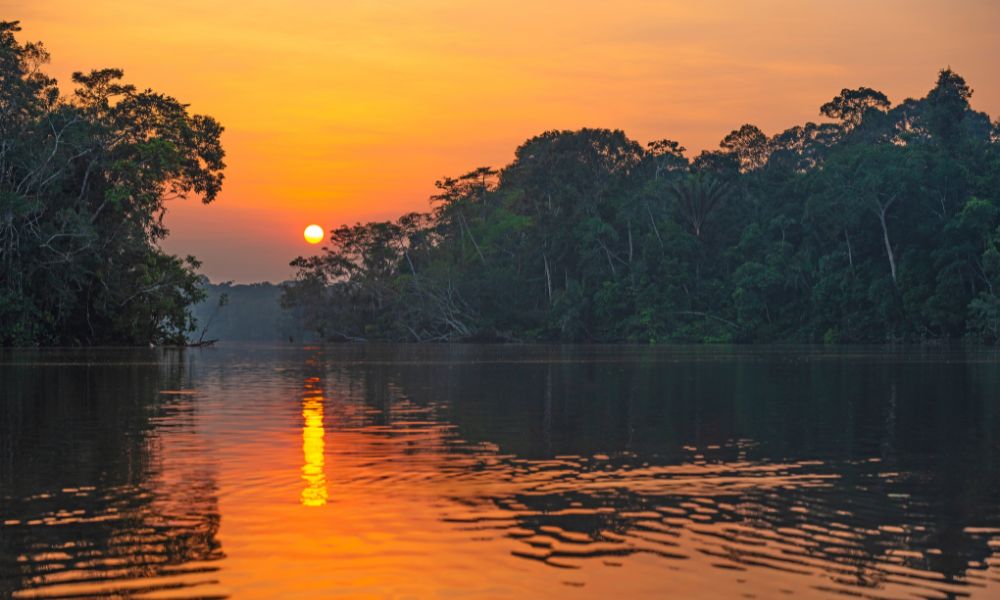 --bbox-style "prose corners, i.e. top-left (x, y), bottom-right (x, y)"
top-left (6, 0), bottom-right (1000, 282)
